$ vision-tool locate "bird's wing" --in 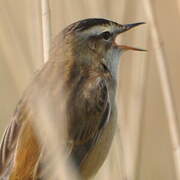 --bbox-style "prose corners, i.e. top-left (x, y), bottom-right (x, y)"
top-left (68, 77), bottom-right (112, 167)
top-left (0, 96), bottom-right (30, 179)
top-left (0, 114), bottom-right (21, 178)
top-left (0, 99), bottom-right (38, 179)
